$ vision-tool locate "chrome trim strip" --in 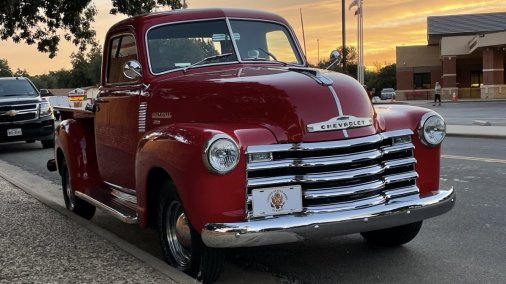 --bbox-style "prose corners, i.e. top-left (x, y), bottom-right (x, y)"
top-left (382, 143), bottom-right (414, 155)
top-left (247, 164), bottom-right (384, 187)
top-left (138, 102), bottom-right (147, 133)
top-left (327, 86), bottom-right (348, 138)
top-left (104, 181), bottom-right (137, 196)
top-left (306, 195), bottom-right (386, 213)
top-left (202, 187), bottom-right (455, 248)
top-left (75, 191), bottom-right (138, 224)
top-left (383, 157), bottom-right (417, 169)
top-left (383, 186), bottom-right (420, 199)
top-left (248, 149), bottom-right (382, 171)
top-left (304, 180), bottom-right (385, 199)
top-left (246, 129), bottom-right (414, 154)
top-left (384, 172), bottom-right (419, 184)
